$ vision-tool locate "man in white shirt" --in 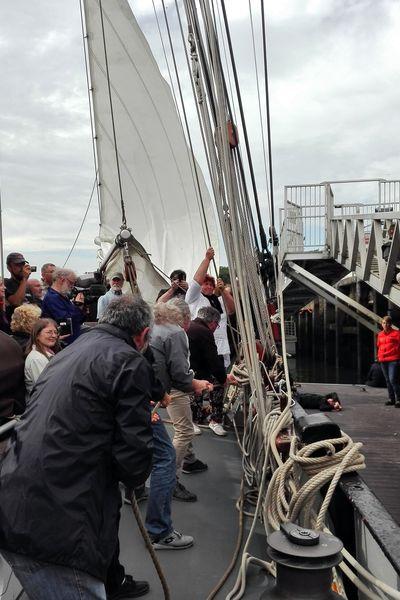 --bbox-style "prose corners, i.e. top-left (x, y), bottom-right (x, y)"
top-left (97, 273), bottom-right (124, 320)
